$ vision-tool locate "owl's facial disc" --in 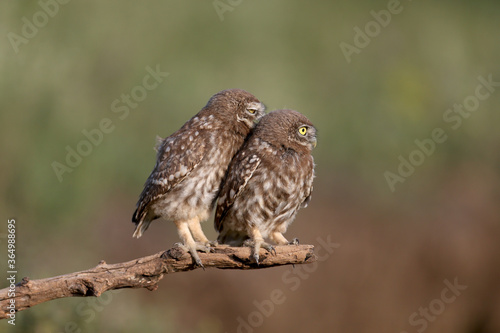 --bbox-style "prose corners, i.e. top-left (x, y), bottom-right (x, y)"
top-left (295, 124), bottom-right (317, 150)
top-left (238, 101), bottom-right (266, 127)
top-left (246, 101), bottom-right (266, 119)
